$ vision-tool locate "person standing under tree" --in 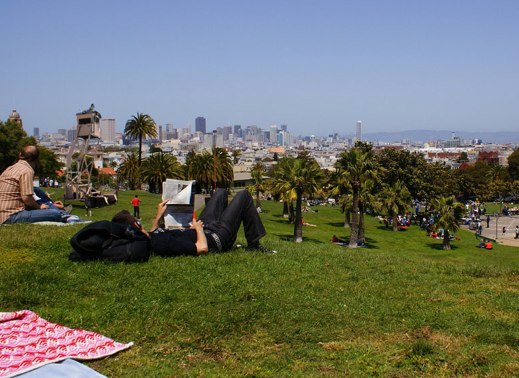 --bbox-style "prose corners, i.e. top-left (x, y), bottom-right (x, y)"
top-left (131, 194), bottom-right (141, 219)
